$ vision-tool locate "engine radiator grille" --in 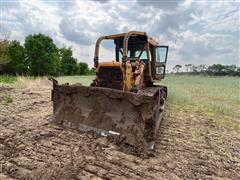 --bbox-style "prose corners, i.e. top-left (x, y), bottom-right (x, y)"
top-left (97, 66), bottom-right (123, 90)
